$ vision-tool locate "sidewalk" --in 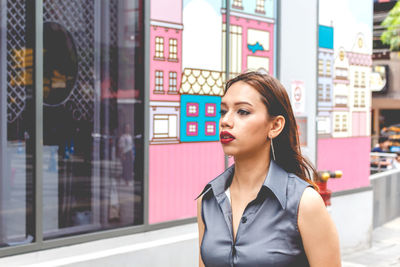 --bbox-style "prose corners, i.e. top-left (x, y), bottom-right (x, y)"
top-left (342, 217), bottom-right (400, 267)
